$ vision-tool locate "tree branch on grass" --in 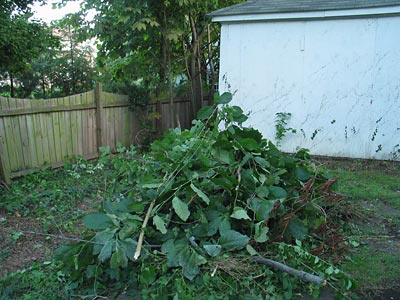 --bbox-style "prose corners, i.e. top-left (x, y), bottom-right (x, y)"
top-left (254, 256), bottom-right (327, 285)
